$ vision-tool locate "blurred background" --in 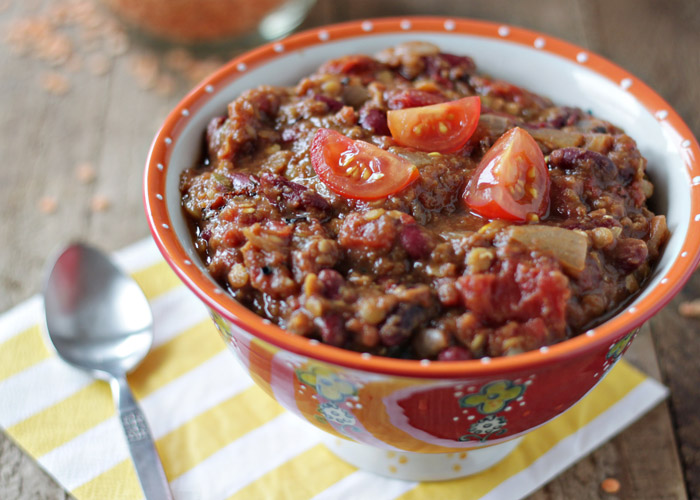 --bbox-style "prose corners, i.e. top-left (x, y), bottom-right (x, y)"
top-left (0, 0), bottom-right (698, 498)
